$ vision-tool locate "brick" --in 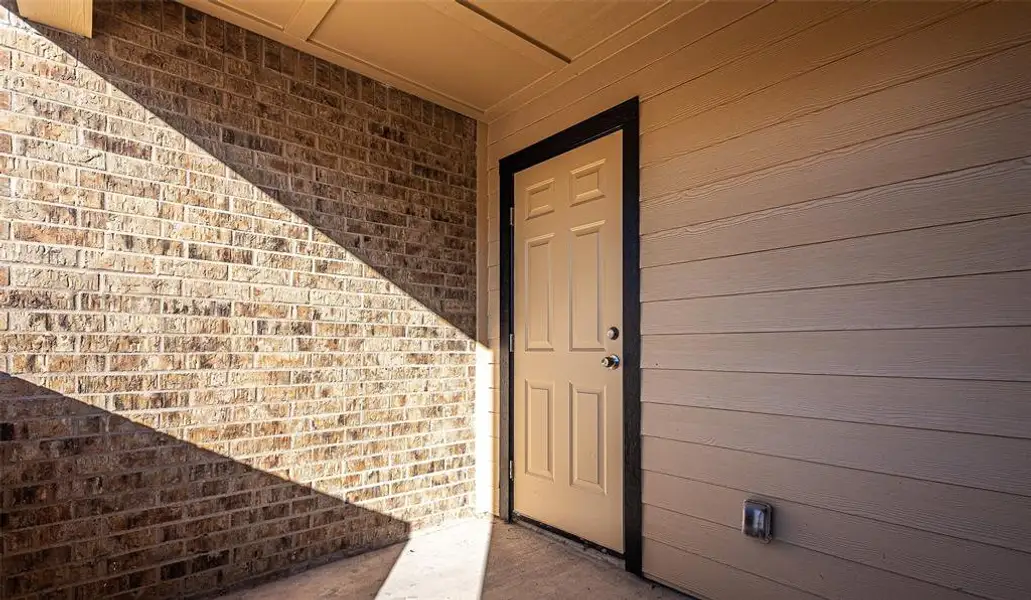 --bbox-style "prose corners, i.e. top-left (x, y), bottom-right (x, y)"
top-left (0, 1), bottom-right (477, 598)
top-left (186, 244), bottom-right (252, 264)
top-left (107, 116), bottom-right (184, 150)
top-left (10, 267), bottom-right (99, 291)
top-left (82, 130), bottom-right (153, 160)
top-left (102, 273), bottom-right (181, 296)
top-left (16, 137), bottom-right (105, 169)
top-left (79, 250), bottom-right (156, 274)
top-left (0, 113), bottom-right (77, 142)
top-left (109, 234), bottom-right (184, 257)
top-left (78, 171), bottom-right (159, 199)
top-left (13, 179), bottom-right (103, 209)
